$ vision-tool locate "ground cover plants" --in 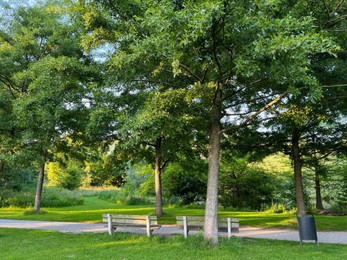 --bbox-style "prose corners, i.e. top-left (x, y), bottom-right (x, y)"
top-left (0, 228), bottom-right (346, 260)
